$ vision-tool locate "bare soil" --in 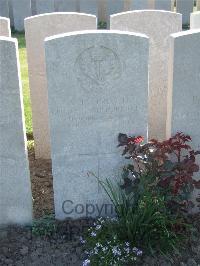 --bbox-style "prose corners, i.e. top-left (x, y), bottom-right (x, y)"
top-left (1, 150), bottom-right (200, 266)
